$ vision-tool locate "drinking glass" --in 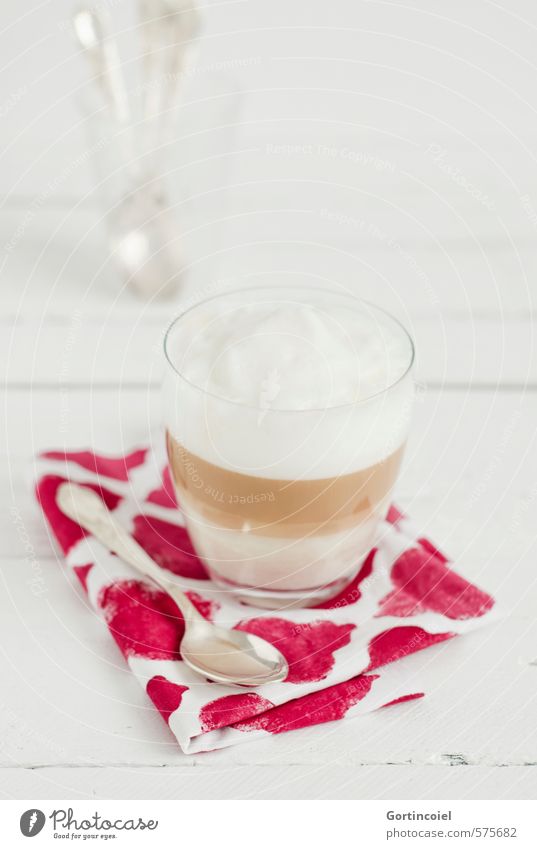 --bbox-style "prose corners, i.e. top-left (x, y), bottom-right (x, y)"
top-left (163, 287), bottom-right (415, 607)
